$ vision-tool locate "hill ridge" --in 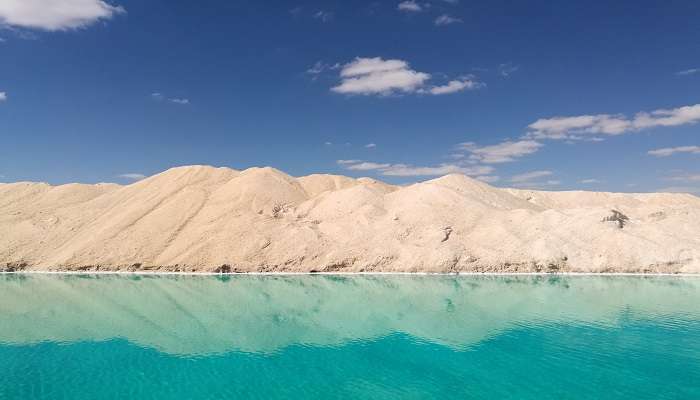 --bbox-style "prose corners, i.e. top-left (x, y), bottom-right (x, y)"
top-left (1, 165), bottom-right (698, 273)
